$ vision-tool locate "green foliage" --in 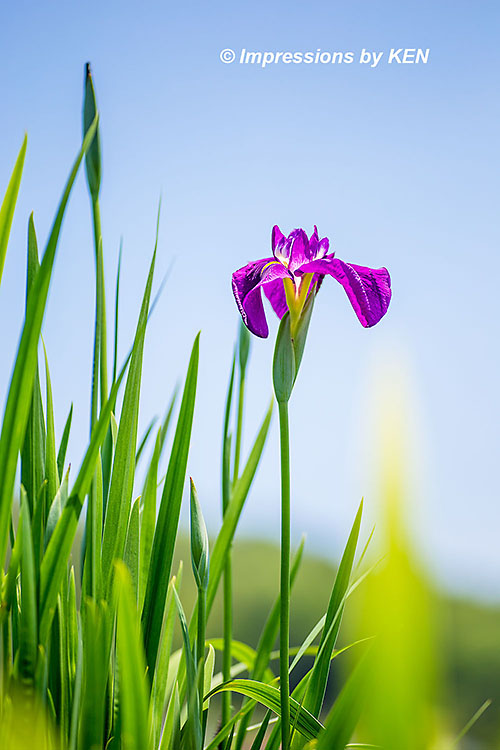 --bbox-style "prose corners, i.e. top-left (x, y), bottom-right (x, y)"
top-left (0, 64), bottom-right (490, 750)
